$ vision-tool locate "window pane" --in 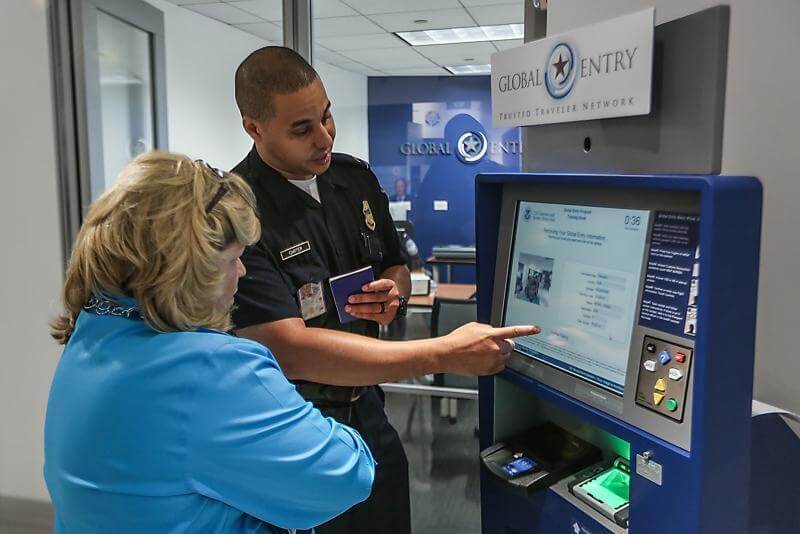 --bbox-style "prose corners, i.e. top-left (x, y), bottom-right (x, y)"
top-left (94, 10), bottom-right (155, 198)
